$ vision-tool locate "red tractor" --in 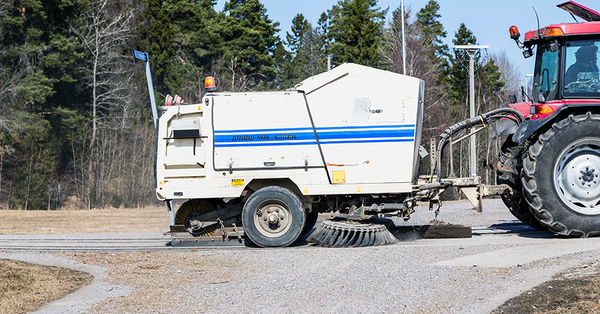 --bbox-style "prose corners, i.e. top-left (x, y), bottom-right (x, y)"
top-left (500, 1), bottom-right (600, 236)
